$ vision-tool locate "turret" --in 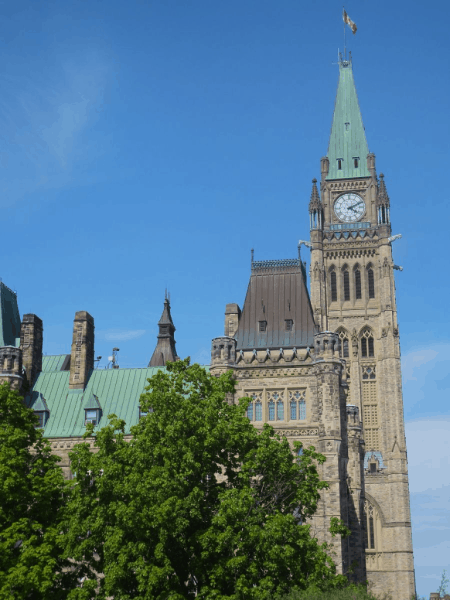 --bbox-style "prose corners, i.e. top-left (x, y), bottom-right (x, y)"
top-left (148, 296), bottom-right (179, 367)
top-left (309, 178), bottom-right (323, 231)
